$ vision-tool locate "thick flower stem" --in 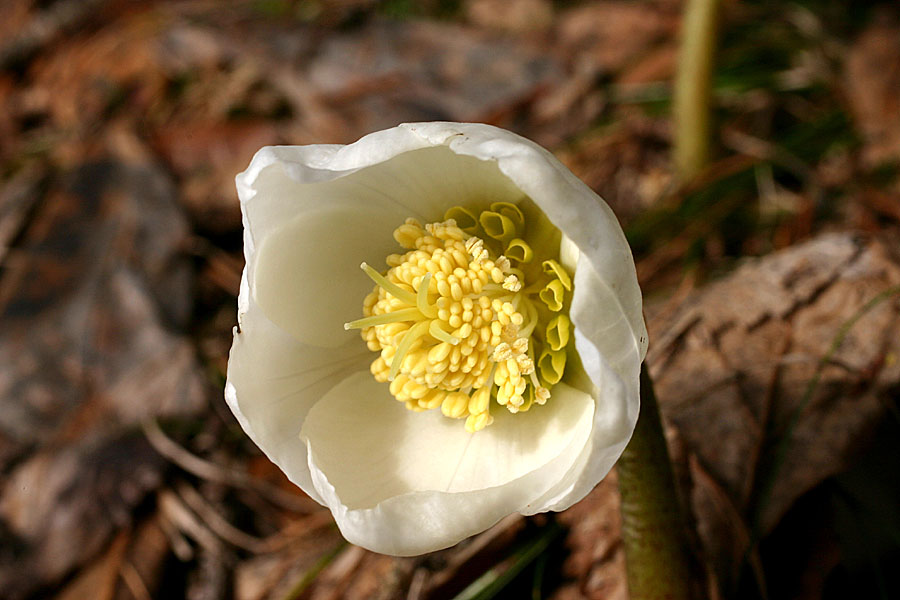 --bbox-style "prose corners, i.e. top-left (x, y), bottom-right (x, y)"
top-left (618, 365), bottom-right (694, 600)
top-left (673, 0), bottom-right (722, 181)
